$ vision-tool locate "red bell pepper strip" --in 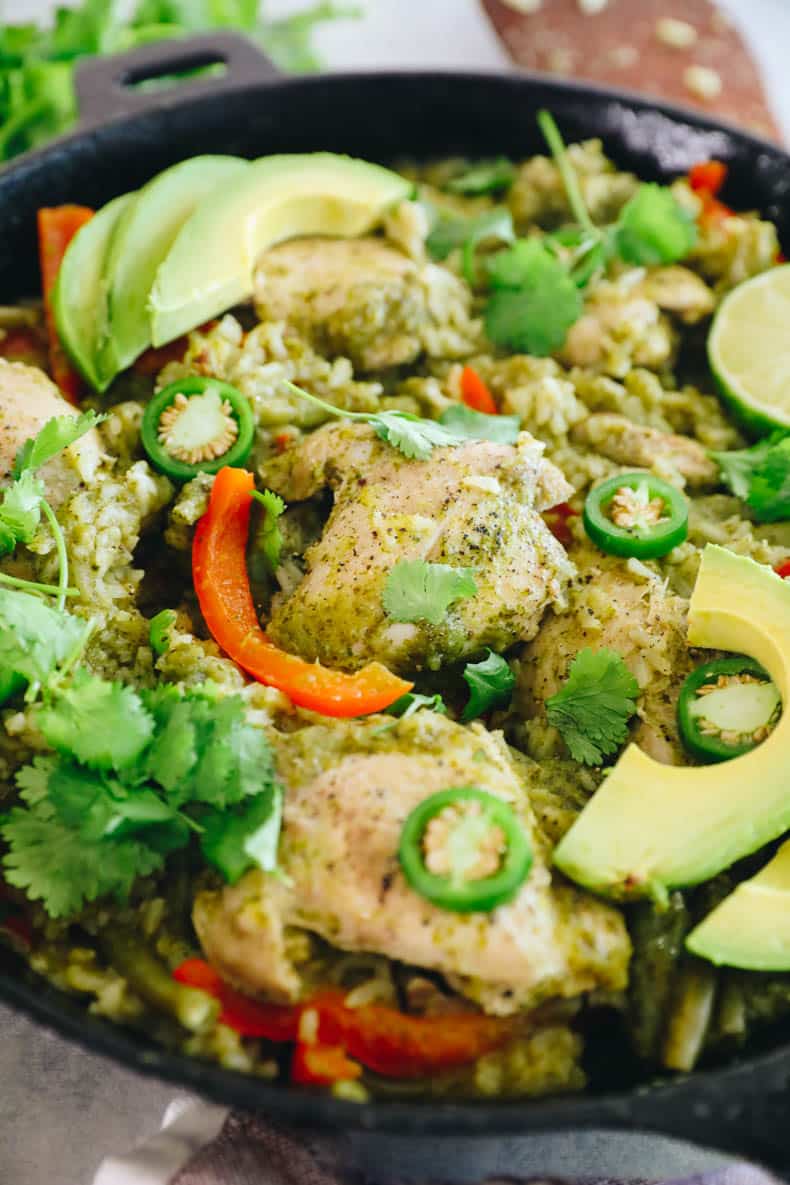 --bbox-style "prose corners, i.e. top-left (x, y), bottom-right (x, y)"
top-left (310, 990), bottom-right (516, 1079)
top-left (37, 206), bottom-right (93, 403)
top-left (174, 958), bottom-right (300, 1039)
top-left (775, 560), bottom-right (790, 580)
top-left (291, 1041), bottom-right (362, 1086)
top-left (687, 161), bottom-right (734, 227)
top-left (460, 365), bottom-right (498, 415)
top-left (173, 961), bottom-right (515, 1080)
top-left (688, 160), bottom-right (727, 196)
top-left (544, 501), bottom-right (579, 547)
top-left (192, 467), bottom-right (412, 716)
